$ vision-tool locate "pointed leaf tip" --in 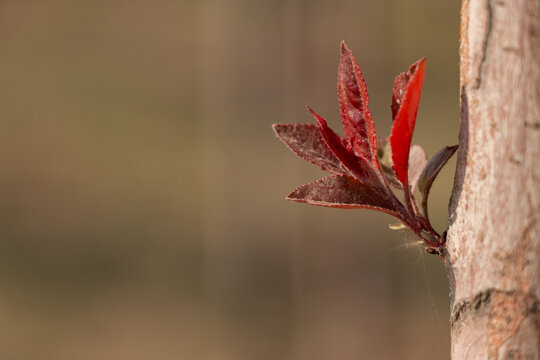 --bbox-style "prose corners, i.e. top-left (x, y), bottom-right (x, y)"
top-left (272, 123), bottom-right (347, 175)
top-left (391, 58), bottom-right (427, 121)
